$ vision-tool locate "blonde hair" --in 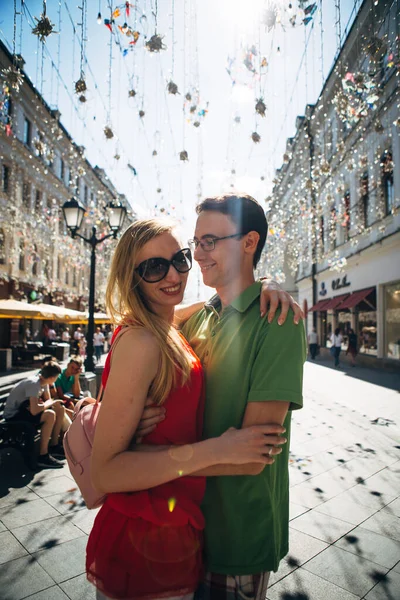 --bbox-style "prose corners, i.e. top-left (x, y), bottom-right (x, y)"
top-left (106, 218), bottom-right (193, 405)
